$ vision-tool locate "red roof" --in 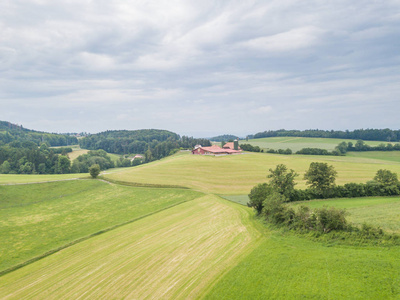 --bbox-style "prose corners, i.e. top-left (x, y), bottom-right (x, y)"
top-left (199, 145), bottom-right (240, 154)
